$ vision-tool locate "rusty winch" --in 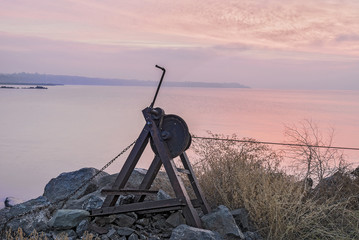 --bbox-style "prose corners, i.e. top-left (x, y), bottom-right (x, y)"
top-left (91, 65), bottom-right (210, 228)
